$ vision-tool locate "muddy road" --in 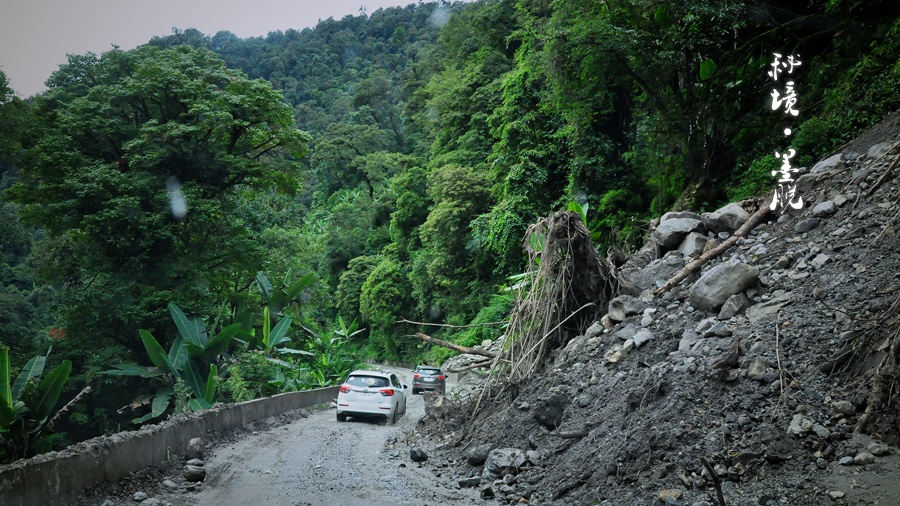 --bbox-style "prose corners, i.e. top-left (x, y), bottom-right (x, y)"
top-left (164, 367), bottom-right (480, 506)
